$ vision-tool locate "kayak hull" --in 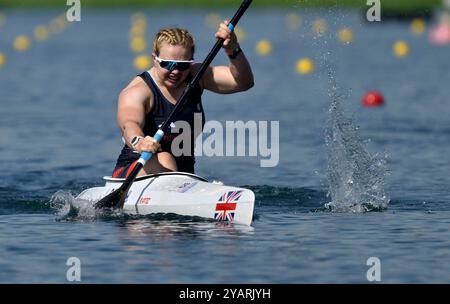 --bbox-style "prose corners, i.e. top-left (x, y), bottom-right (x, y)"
top-left (77, 172), bottom-right (255, 226)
